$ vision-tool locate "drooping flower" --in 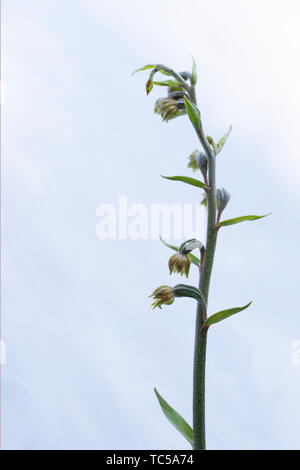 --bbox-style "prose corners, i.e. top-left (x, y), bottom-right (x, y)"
top-left (154, 97), bottom-right (186, 122)
top-left (149, 286), bottom-right (175, 309)
top-left (168, 239), bottom-right (204, 277)
top-left (168, 252), bottom-right (191, 278)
